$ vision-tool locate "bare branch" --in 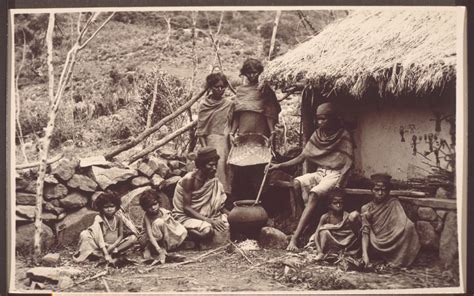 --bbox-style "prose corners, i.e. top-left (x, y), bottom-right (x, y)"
top-left (46, 13), bottom-right (55, 103)
top-left (78, 12), bottom-right (115, 50)
top-left (215, 11), bottom-right (224, 35)
top-left (15, 29), bottom-right (29, 163)
top-left (76, 12), bottom-right (82, 36)
top-left (16, 153), bottom-right (63, 170)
